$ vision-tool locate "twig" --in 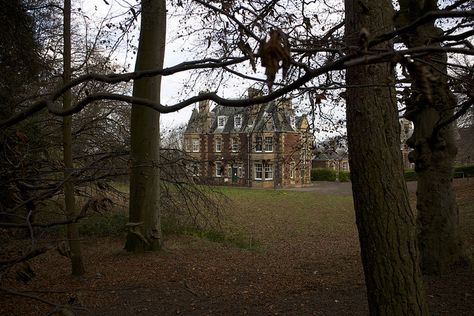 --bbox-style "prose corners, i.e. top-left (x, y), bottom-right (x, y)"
top-left (0, 287), bottom-right (88, 313)
top-left (0, 214), bottom-right (85, 229)
top-left (0, 246), bottom-right (54, 266)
